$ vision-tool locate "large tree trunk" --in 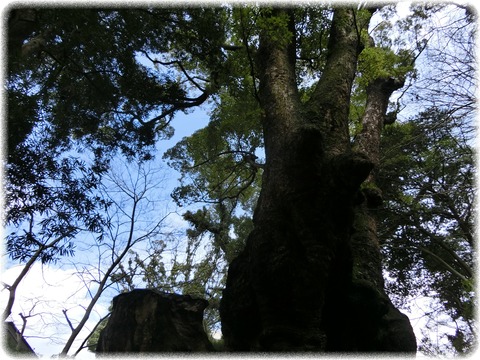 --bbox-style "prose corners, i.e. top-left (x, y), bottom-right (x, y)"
top-left (220, 7), bottom-right (416, 352)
